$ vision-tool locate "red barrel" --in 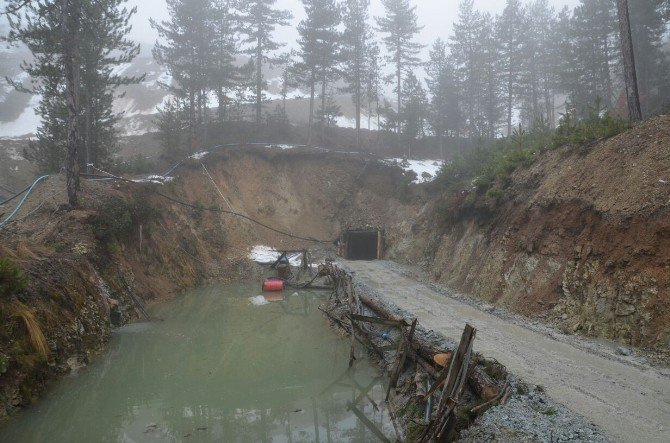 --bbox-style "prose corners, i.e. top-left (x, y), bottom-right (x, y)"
top-left (262, 279), bottom-right (285, 292)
